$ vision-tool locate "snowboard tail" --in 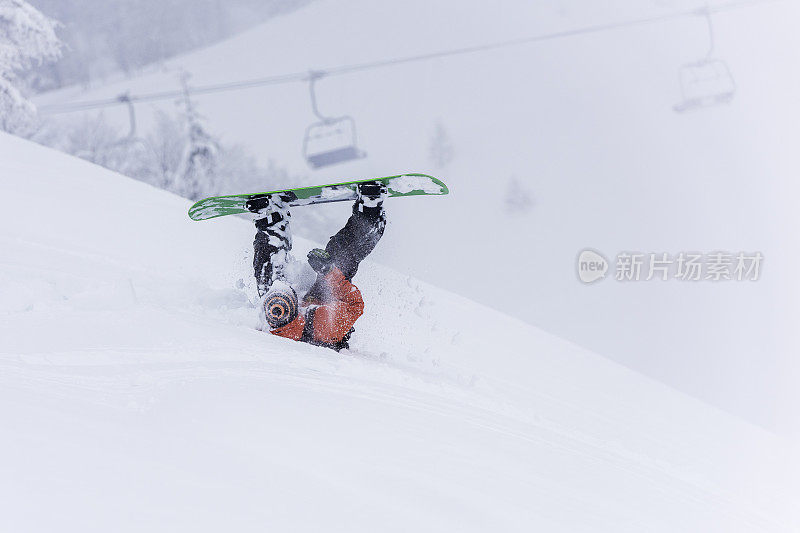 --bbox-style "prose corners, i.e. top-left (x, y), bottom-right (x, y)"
top-left (188, 173), bottom-right (448, 221)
